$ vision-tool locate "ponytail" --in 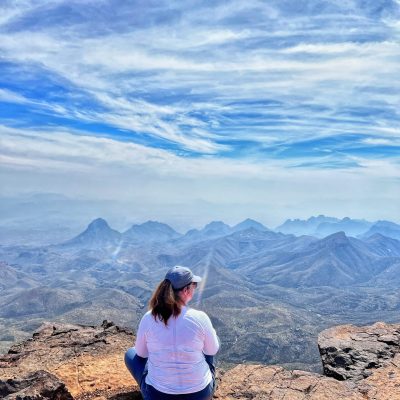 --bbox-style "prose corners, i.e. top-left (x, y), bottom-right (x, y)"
top-left (149, 279), bottom-right (182, 325)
